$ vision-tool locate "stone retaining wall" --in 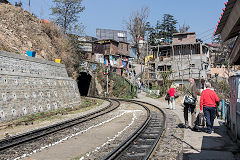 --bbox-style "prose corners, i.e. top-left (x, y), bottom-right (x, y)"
top-left (0, 51), bottom-right (81, 122)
